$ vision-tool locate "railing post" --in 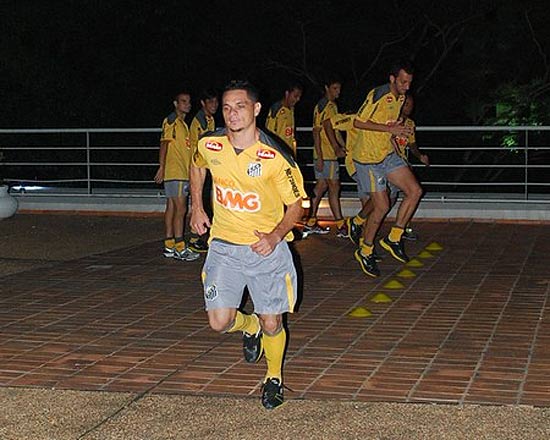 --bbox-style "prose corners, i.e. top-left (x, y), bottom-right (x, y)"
top-left (86, 131), bottom-right (91, 195)
top-left (523, 129), bottom-right (529, 200)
